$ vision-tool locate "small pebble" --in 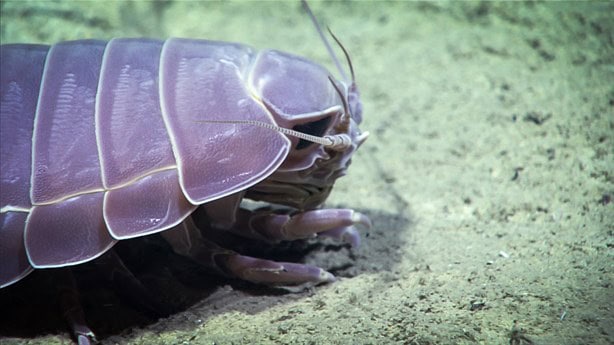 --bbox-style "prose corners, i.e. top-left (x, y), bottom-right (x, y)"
top-left (499, 251), bottom-right (510, 258)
